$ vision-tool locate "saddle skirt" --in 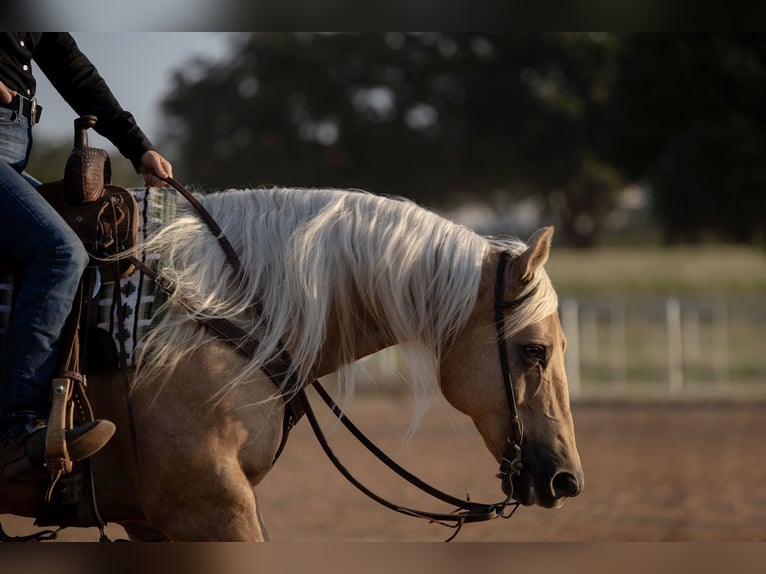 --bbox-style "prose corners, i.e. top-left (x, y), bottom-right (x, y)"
top-left (0, 187), bottom-right (180, 368)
